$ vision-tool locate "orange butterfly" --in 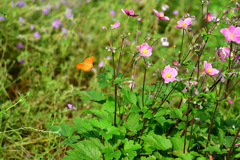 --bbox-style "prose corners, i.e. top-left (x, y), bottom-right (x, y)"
top-left (76, 56), bottom-right (95, 71)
